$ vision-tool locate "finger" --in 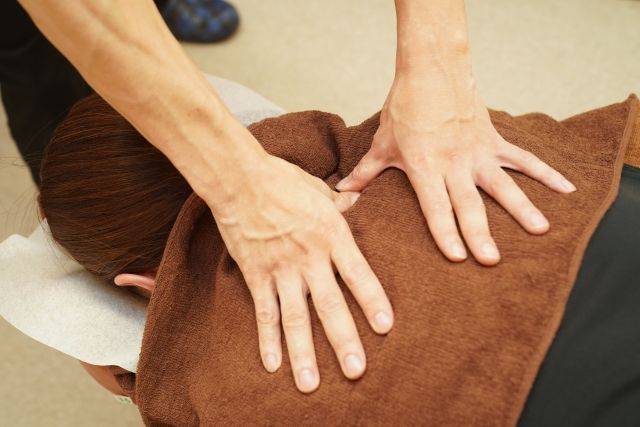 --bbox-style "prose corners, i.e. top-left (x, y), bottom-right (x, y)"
top-left (477, 167), bottom-right (549, 235)
top-left (298, 171), bottom-right (360, 213)
top-left (274, 270), bottom-right (319, 393)
top-left (500, 144), bottom-right (576, 193)
top-left (304, 260), bottom-right (366, 380)
top-left (407, 171), bottom-right (467, 262)
top-left (300, 170), bottom-right (336, 199)
top-left (446, 172), bottom-right (500, 266)
top-left (246, 275), bottom-right (282, 373)
top-left (330, 221), bottom-right (395, 334)
top-left (332, 191), bottom-right (361, 213)
top-left (335, 148), bottom-right (388, 192)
